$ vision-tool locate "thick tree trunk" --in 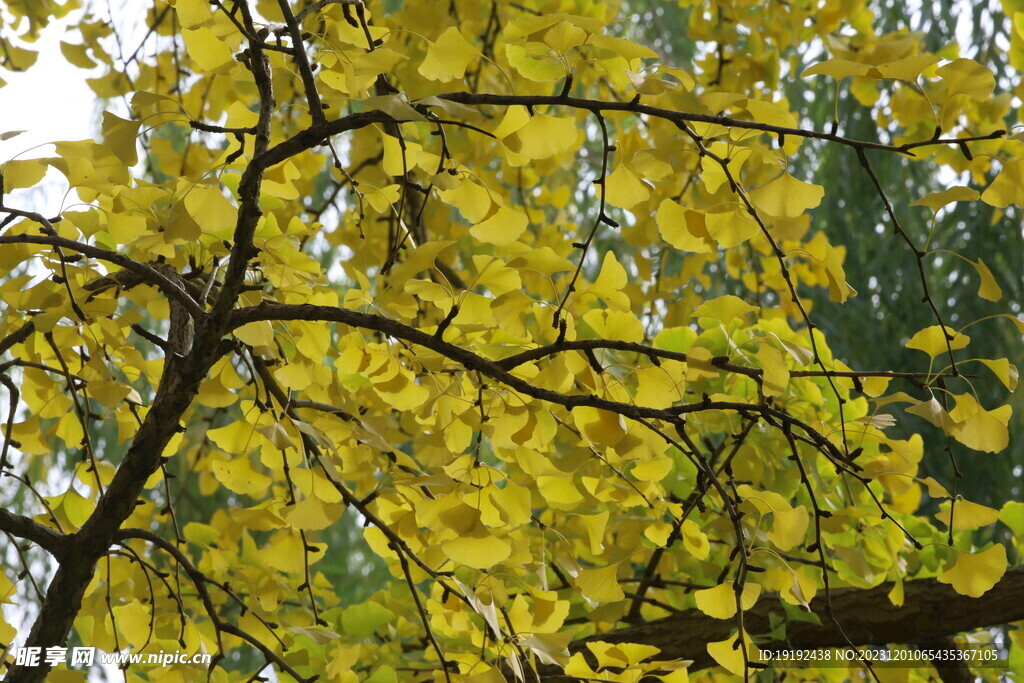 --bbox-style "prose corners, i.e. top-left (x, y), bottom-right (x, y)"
top-left (555, 565), bottom-right (1024, 676)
